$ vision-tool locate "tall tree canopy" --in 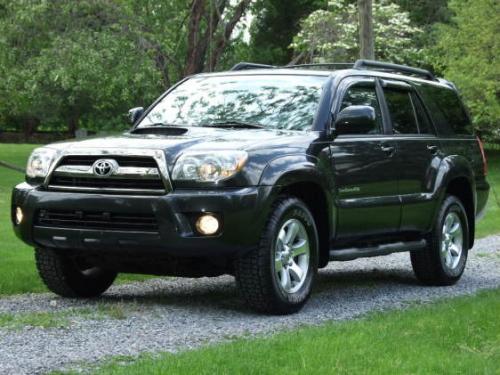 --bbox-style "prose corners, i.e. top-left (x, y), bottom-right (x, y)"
top-left (0, 0), bottom-right (252, 136)
top-left (291, 0), bottom-right (422, 64)
top-left (431, 0), bottom-right (500, 141)
top-left (248, 0), bottom-right (325, 65)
